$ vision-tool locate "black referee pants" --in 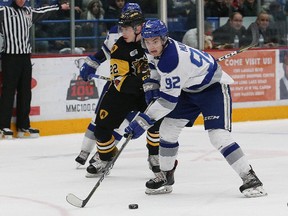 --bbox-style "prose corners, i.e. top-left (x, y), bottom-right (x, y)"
top-left (0, 54), bottom-right (32, 130)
